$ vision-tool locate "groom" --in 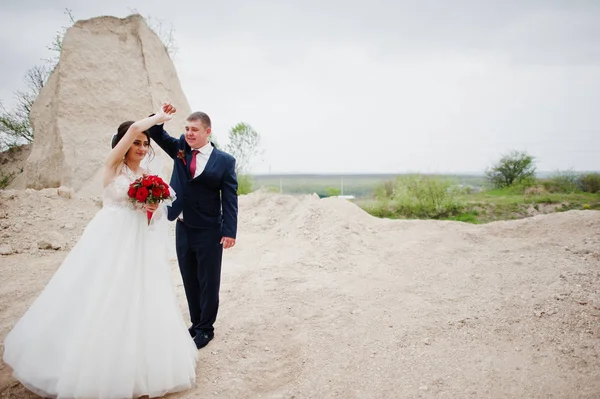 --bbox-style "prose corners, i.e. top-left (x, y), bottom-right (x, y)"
top-left (149, 105), bottom-right (238, 349)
